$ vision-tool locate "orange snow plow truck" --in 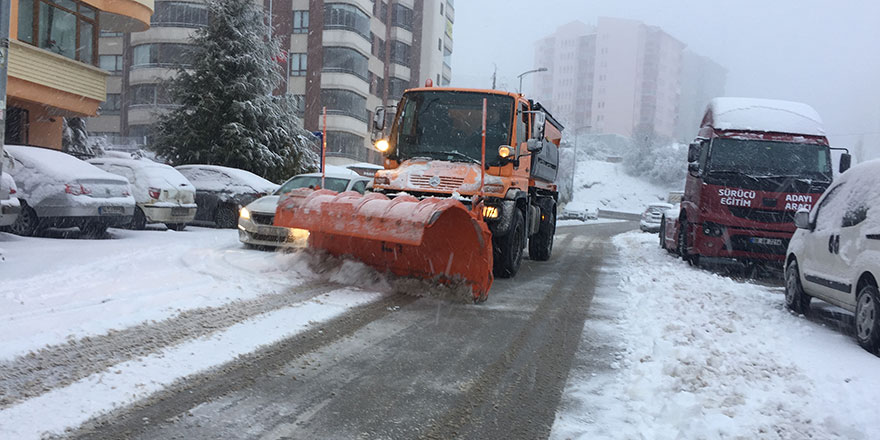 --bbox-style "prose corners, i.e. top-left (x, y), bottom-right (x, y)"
top-left (274, 87), bottom-right (564, 302)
